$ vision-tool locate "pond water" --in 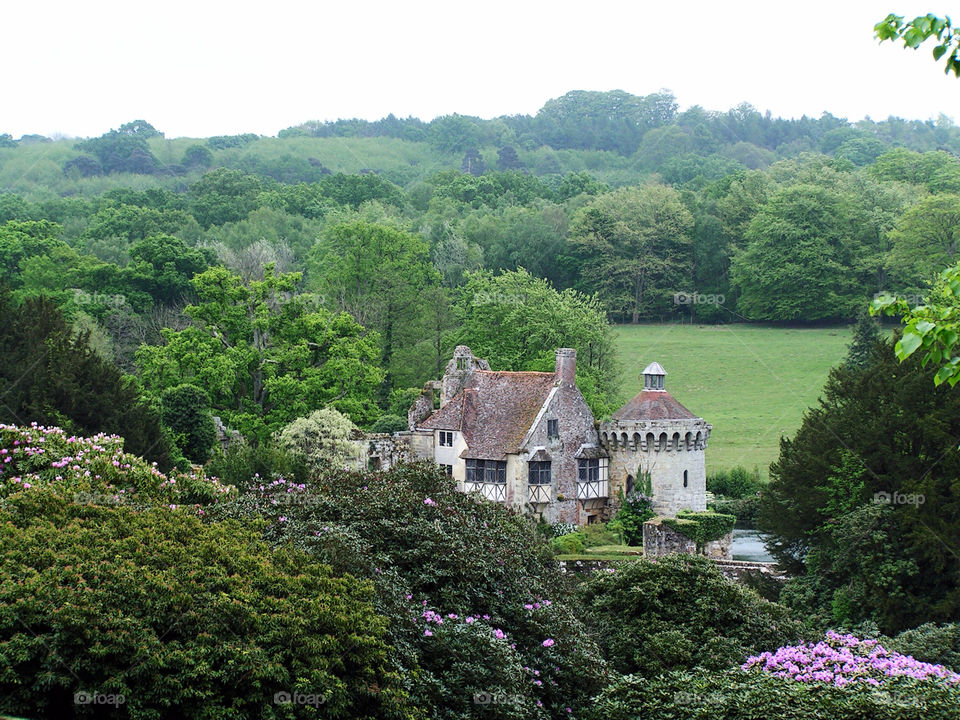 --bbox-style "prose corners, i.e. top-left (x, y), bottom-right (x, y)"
top-left (731, 529), bottom-right (774, 562)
